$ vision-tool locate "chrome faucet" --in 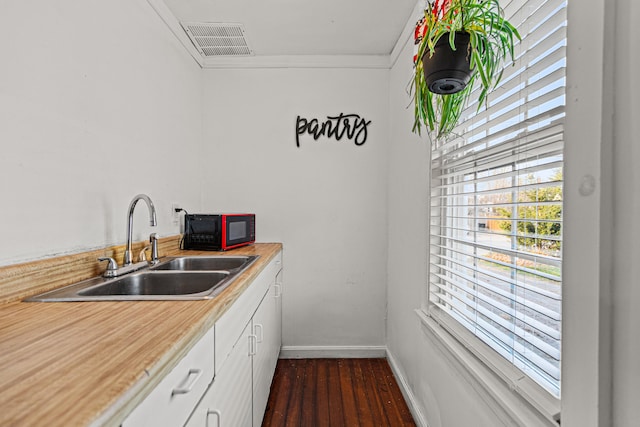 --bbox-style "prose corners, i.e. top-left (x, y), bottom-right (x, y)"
top-left (124, 194), bottom-right (157, 266)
